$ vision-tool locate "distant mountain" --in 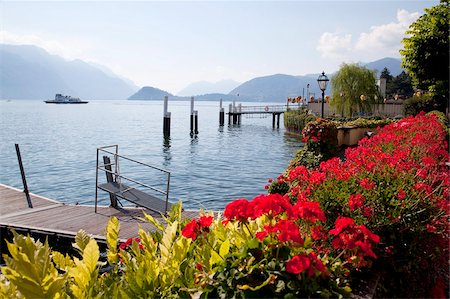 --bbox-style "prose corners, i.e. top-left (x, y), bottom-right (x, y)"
top-left (194, 93), bottom-right (240, 101)
top-left (364, 57), bottom-right (402, 77)
top-left (128, 86), bottom-right (174, 100)
top-left (177, 79), bottom-right (241, 96)
top-left (0, 44), bottom-right (138, 100)
top-left (228, 58), bottom-right (404, 103)
top-left (229, 74), bottom-right (320, 102)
